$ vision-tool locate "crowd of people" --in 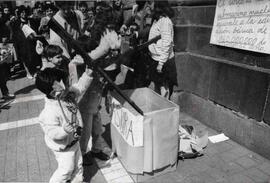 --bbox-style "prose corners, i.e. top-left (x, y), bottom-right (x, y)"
top-left (0, 0), bottom-right (177, 182)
